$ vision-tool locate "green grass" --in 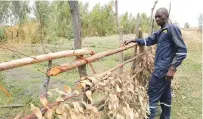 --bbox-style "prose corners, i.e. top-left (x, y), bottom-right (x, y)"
top-left (170, 38), bottom-right (202, 119)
